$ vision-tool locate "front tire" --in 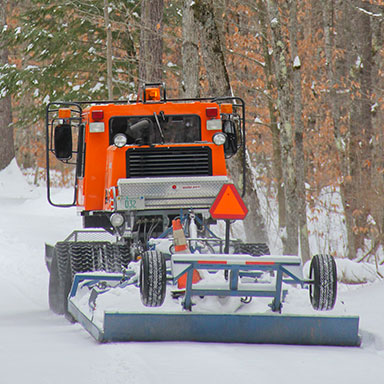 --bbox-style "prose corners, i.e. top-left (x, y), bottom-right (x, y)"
top-left (140, 250), bottom-right (166, 307)
top-left (309, 254), bottom-right (337, 310)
